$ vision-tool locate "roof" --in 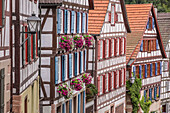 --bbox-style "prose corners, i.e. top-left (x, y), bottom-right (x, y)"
top-left (39, 0), bottom-right (94, 9)
top-left (88, 0), bottom-right (131, 35)
top-left (126, 4), bottom-right (167, 65)
top-left (157, 13), bottom-right (170, 48)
